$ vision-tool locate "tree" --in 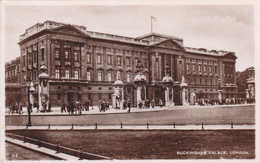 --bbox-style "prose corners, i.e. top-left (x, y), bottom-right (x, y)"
top-left (236, 67), bottom-right (254, 92)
